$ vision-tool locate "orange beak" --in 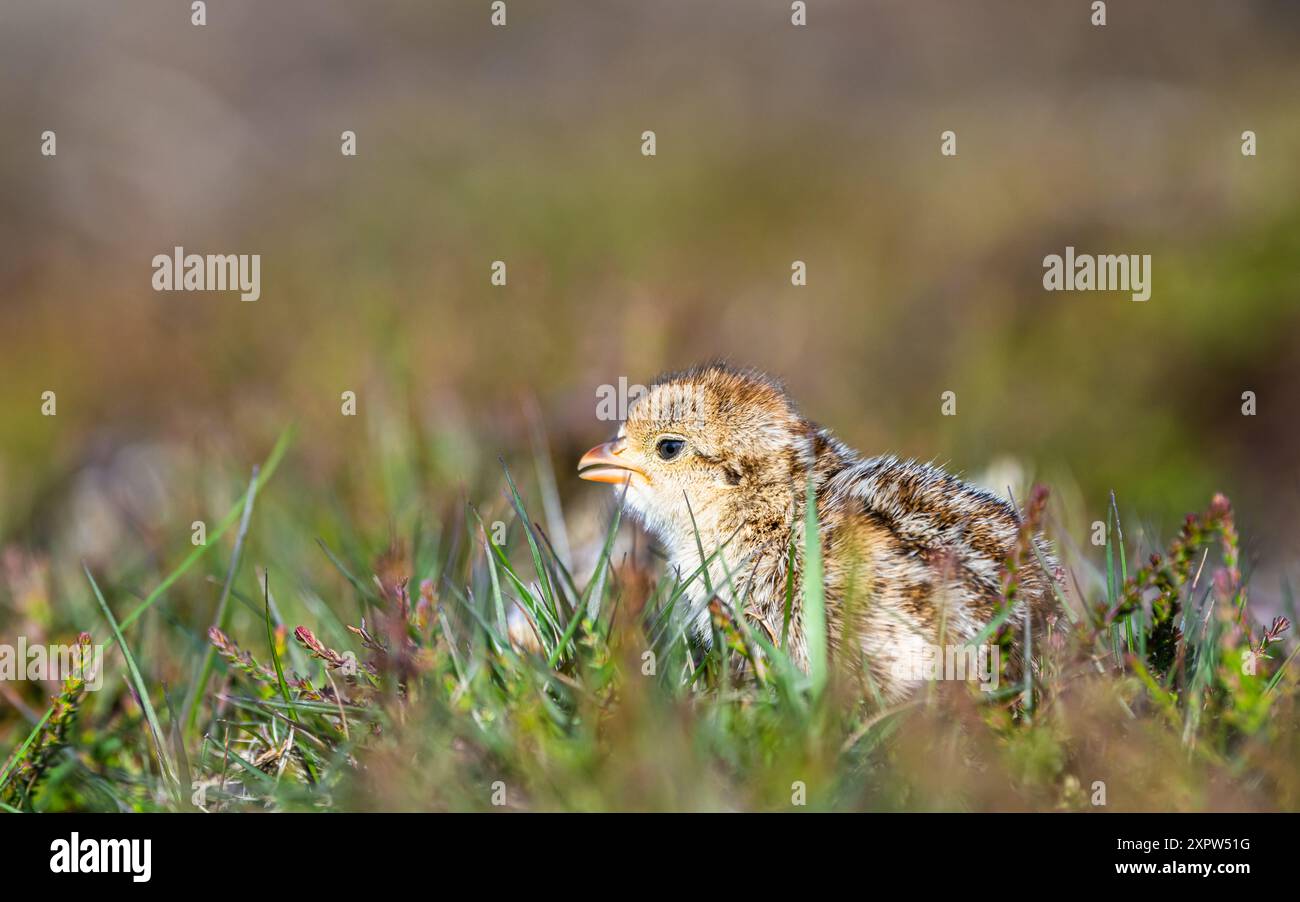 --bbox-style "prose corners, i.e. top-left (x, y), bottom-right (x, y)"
top-left (578, 440), bottom-right (647, 486)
